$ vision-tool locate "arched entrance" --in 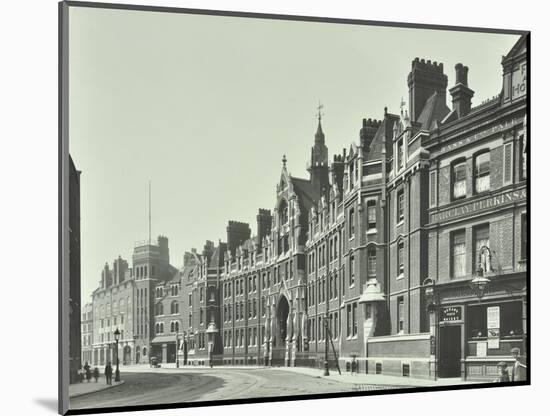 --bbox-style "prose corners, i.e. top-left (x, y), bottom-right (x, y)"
top-left (277, 296), bottom-right (289, 347)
